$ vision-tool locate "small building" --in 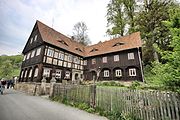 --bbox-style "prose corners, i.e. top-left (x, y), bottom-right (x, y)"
top-left (19, 20), bottom-right (143, 83)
